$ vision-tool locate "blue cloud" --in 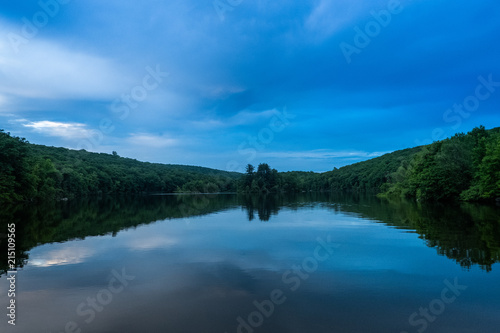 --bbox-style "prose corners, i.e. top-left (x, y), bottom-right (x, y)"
top-left (1, 0), bottom-right (499, 171)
